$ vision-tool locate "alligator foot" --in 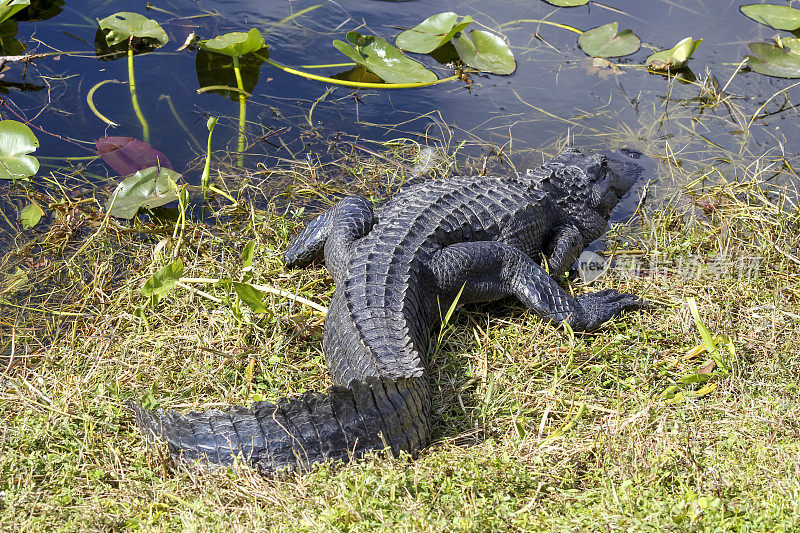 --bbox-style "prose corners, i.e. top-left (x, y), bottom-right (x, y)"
top-left (571, 289), bottom-right (649, 331)
top-left (430, 240), bottom-right (648, 331)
